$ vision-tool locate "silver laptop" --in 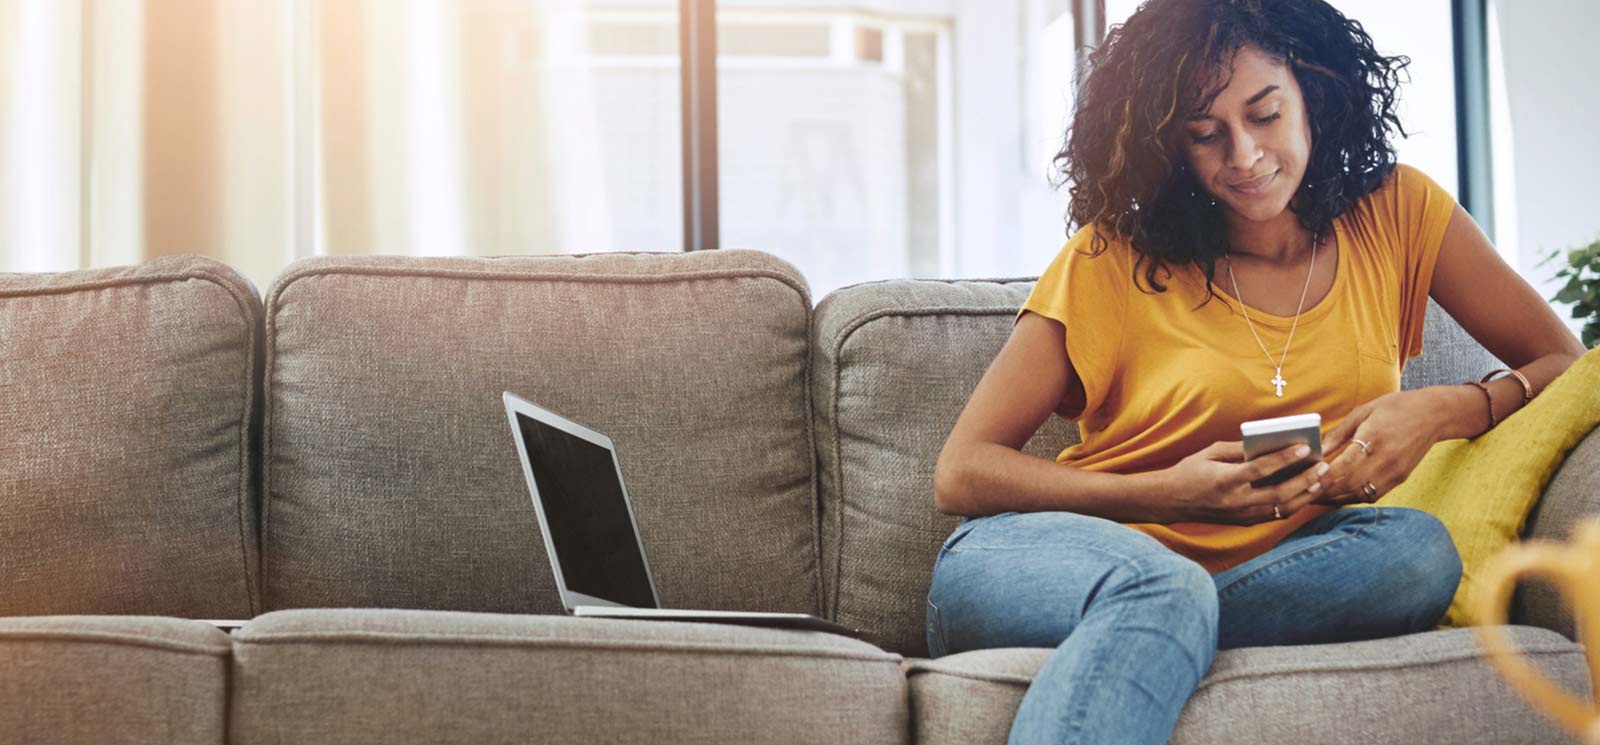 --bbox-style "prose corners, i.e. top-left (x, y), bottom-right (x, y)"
top-left (502, 391), bottom-right (864, 638)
